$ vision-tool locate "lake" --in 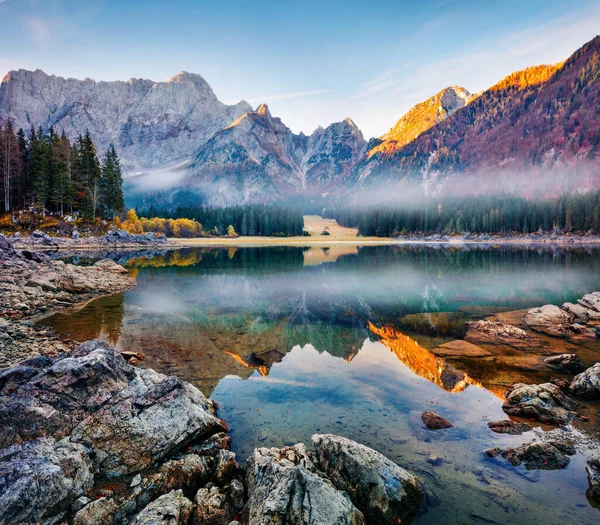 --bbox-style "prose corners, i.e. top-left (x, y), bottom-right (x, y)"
top-left (42, 244), bottom-right (600, 524)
